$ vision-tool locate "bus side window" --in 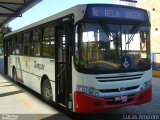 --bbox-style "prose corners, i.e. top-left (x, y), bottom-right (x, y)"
top-left (34, 43), bottom-right (41, 56)
top-left (8, 40), bottom-right (12, 55)
top-left (16, 34), bottom-right (23, 55)
top-left (24, 44), bottom-right (29, 55)
top-left (31, 29), bottom-right (41, 56)
top-left (23, 32), bottom-right (30, 56)
top-left (11, 36), bottom-right (16, 55)
top-left (42, 25), bottom-right (55, 58)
